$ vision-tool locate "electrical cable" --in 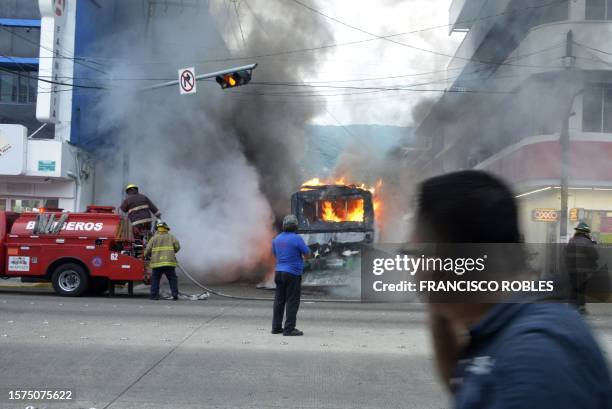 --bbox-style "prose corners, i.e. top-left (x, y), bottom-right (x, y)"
top-left (0, 23), bottom-right (110, 76)
top-left (0, 37), bottom-right (563, 96)
top-left (0, 65), bottom-right (108, 89)
top-left (233, 0), bottom-right (247, 45)
top-left (85, 41), bottom-right (564, 88)
top-left (25, 0), bottom-right (567, 68)
top-left (286, 0), bottom-right (565, 70)
top-left (573, 41), bottom-right (612, 57)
